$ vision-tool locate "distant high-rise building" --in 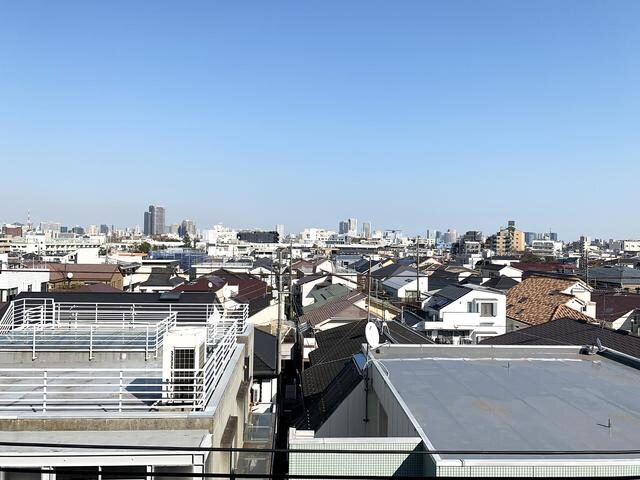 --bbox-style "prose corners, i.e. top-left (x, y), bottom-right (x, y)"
top-left (276, 224), bottom-right (285, 241)
top-left (524, 232), bottom-right (537, 246)
top-left (362, 222), bottom-right (372, 239)
top-left (86, 225), bottom-right (99, 236)
top-left (348, 218), bottom-right (358, 235)
top-left (443, 229), bottom-right (458, 244)
top-left (143, 205), bottom-right (165, 236)
top-left (178, 219), bottom-right (196, 237)
top-left (71, 225), bottom-right (85, 235)
top-left (338, 221), bottom-right (349, 235)
top-left (489, 220), bottom-right (525, 255)
top-left (100, 224), bottom-right (109, 235)
top-left (549, 232), bottom-right (558, 241)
